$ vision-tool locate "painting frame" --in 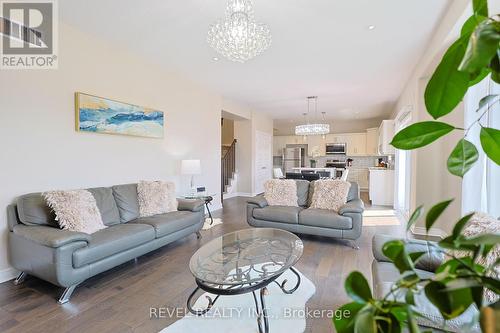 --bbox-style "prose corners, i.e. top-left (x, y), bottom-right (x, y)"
top-left (75, 92), bottom-right (165, 139)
